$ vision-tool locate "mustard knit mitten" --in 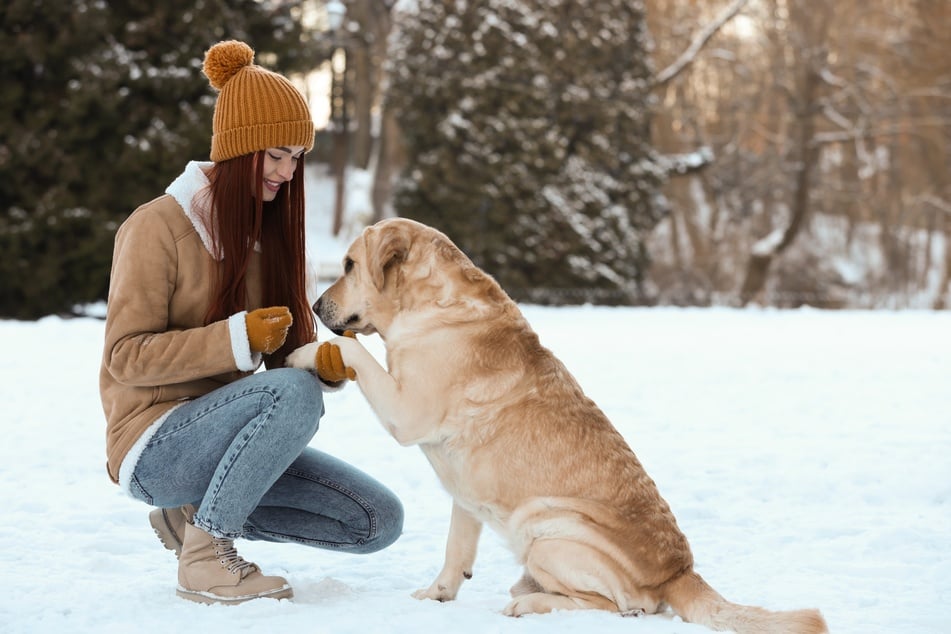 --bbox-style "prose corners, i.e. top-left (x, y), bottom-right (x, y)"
top-left (316, 330), bottom-right (357, 382)
top-left (245, 307), bottom-right (293, 354)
